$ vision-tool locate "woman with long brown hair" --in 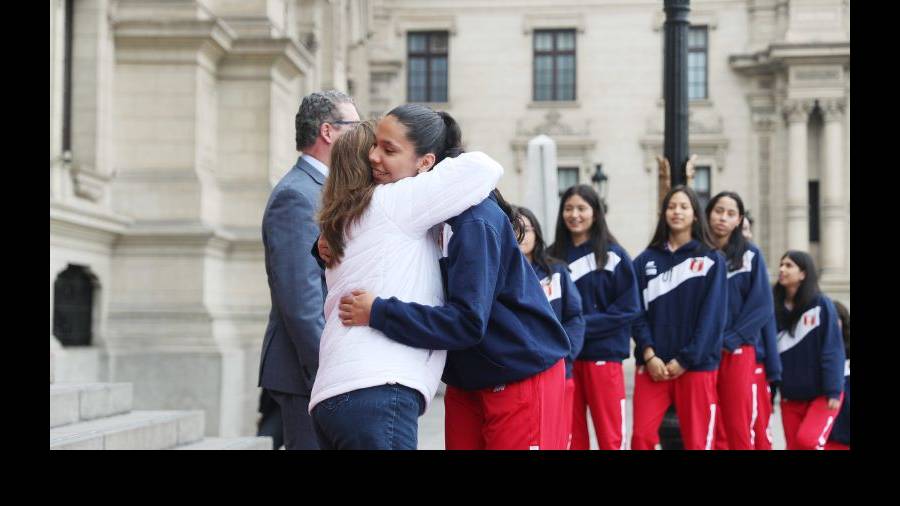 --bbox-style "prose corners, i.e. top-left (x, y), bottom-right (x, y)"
top-left (630, 185), bottom-right (728, 450)
top-left (546, 184), bottom-right (641, 451)
top-left (309, 118), bottom-right (504, 450)
top-left (774, 251), bottom-right (845, 450)
top-left (705, 191), bottom-right (776, 450)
